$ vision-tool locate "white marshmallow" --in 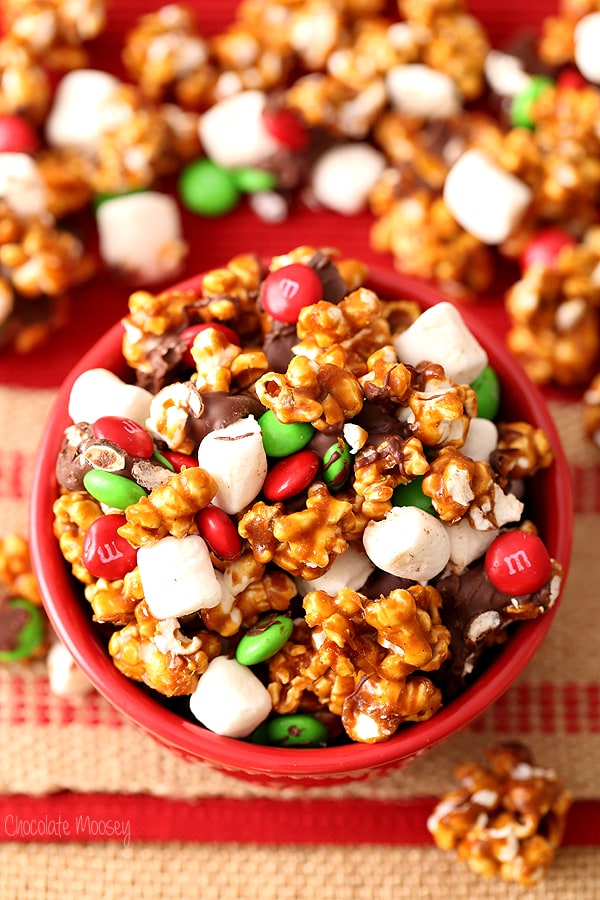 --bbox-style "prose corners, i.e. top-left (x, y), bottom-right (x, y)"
top-left (198, 90), bottom-right (280, 169)
top-left (96, 192), bottom-right (187, 285)
top-left (393, 302), bottom-right (488, 385)
top-left (362, 506), bottom-right (451, 582)
top-left (484, 50), bottom-right (531, 98)
top-left (443, 148), bottom-right (533, 244)
top-left (386, 64), bottom-right (461, 118)
top-left (311, 143), bottom-right (386, 215)
top-left (469, 485), bottom-right (524, 531)
top-left (45, 69), bottom-right (121, 154)
top-left (189, 656), bottom-right (272, 738)
top-left (137, 534), bottom-right (222, 619)
top-left (295, 544), bottom-right (374, 597)
top-left (575, 13), bottom-right (600, 84)
top-left (461, 417), bottom-right (499, 462)
top-left (443, 518), bottom-right (499, 574)
top-left (196, 416), bottom-right (267, 515)
top-left (47, 641), bottom-right (94, 698)
top-left (0, 153), bottom-right (47, 218)
top-left (68, 368), bottom-right (153, 426)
